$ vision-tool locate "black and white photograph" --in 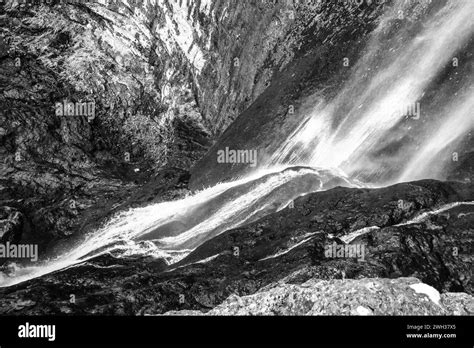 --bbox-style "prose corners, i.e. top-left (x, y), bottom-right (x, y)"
top-left (0, 0), bottom-right (473, 345)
